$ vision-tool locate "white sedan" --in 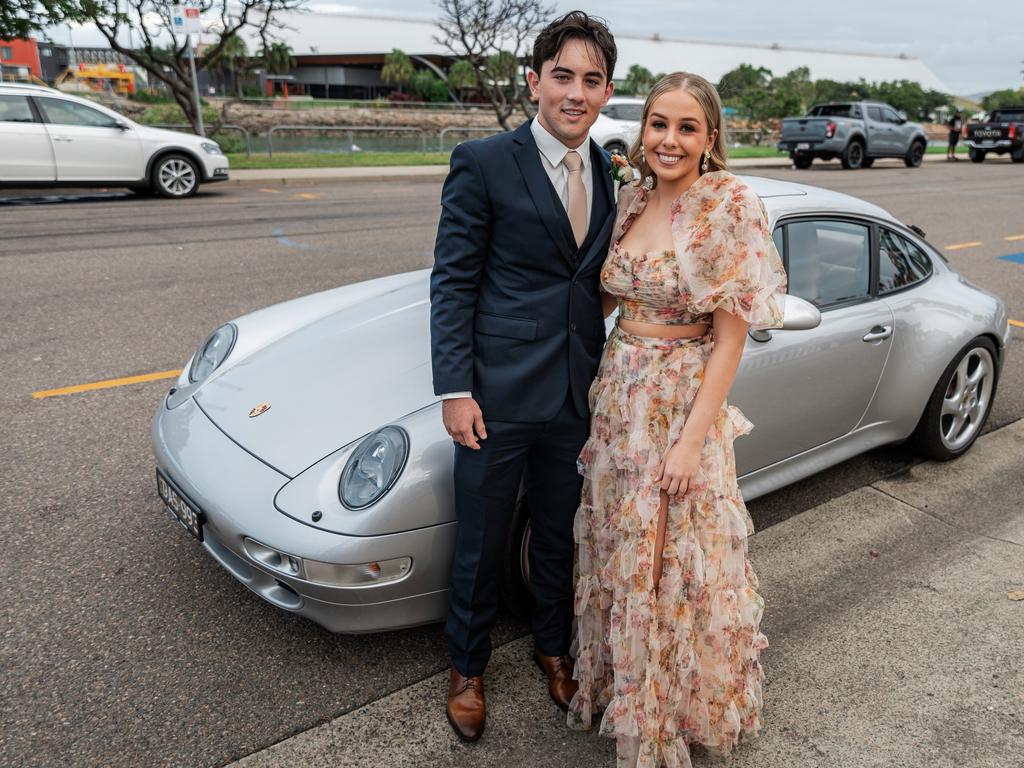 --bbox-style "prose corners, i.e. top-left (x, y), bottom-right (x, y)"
top-left (0, 83), bottom-right (228, 197)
